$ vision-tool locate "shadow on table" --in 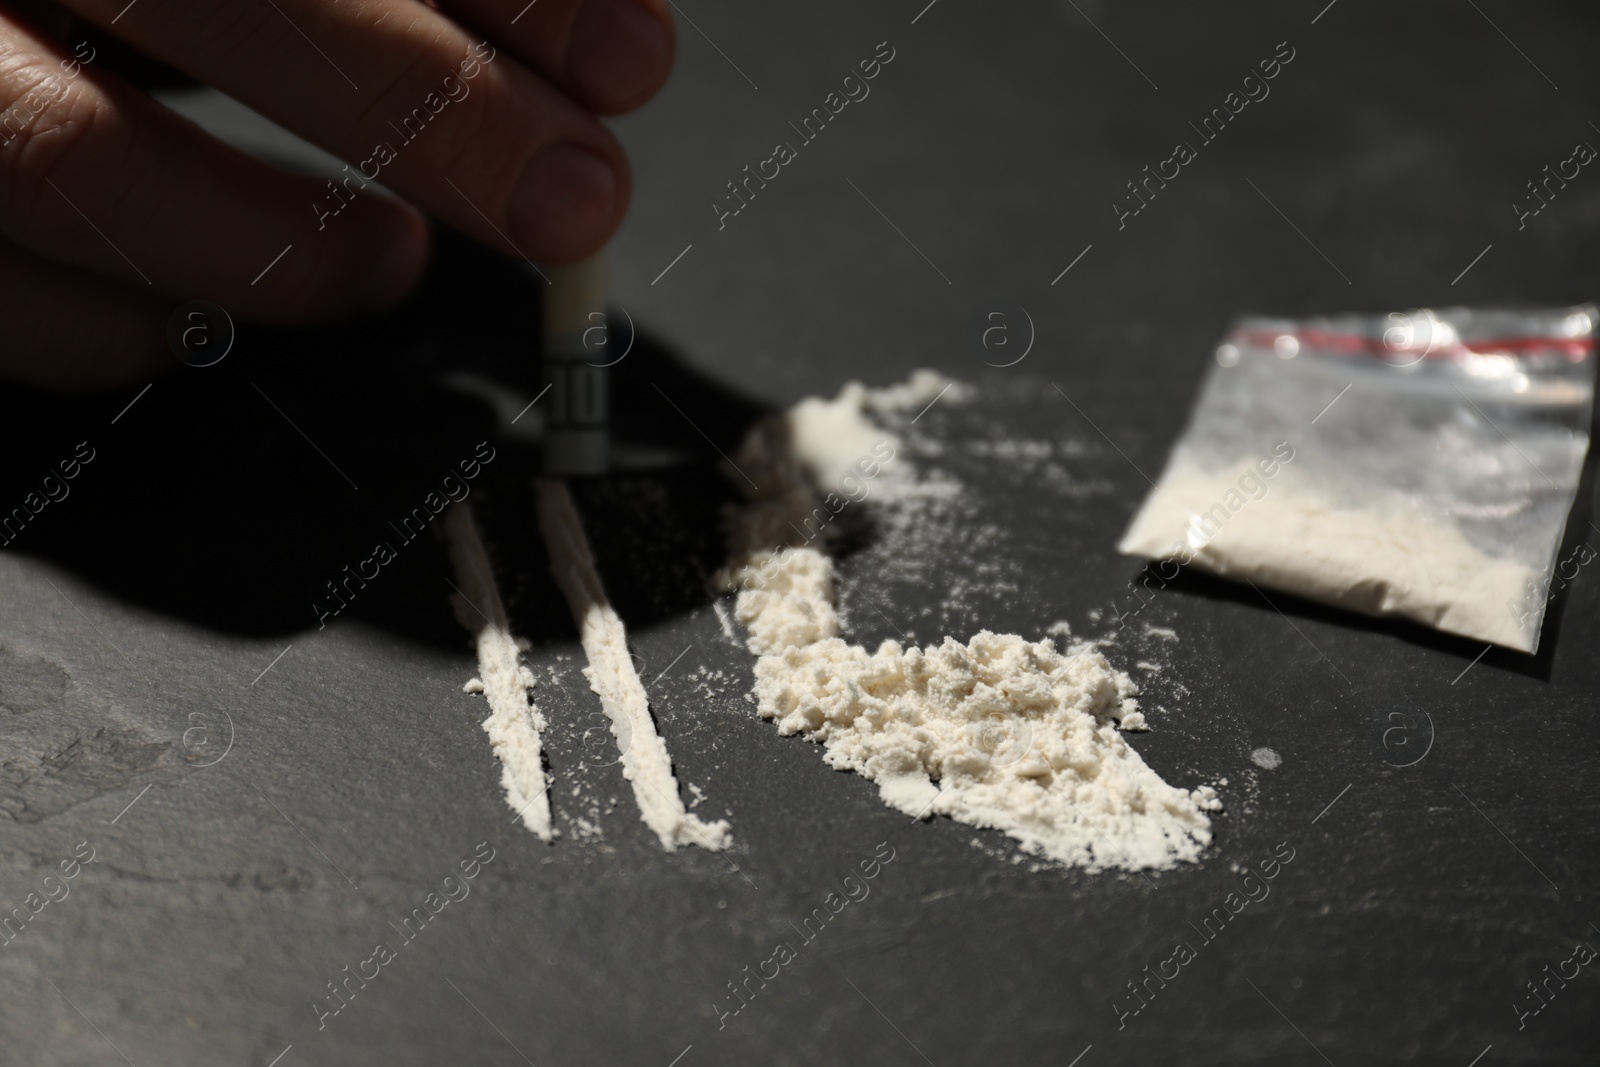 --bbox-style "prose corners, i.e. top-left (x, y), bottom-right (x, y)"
top-left (0, 227), bottom-right (772, 653)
